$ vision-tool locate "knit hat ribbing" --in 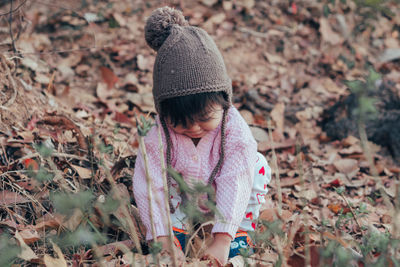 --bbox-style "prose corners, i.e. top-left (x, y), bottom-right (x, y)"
top-left (144, 6), bottom-right (232, 113)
